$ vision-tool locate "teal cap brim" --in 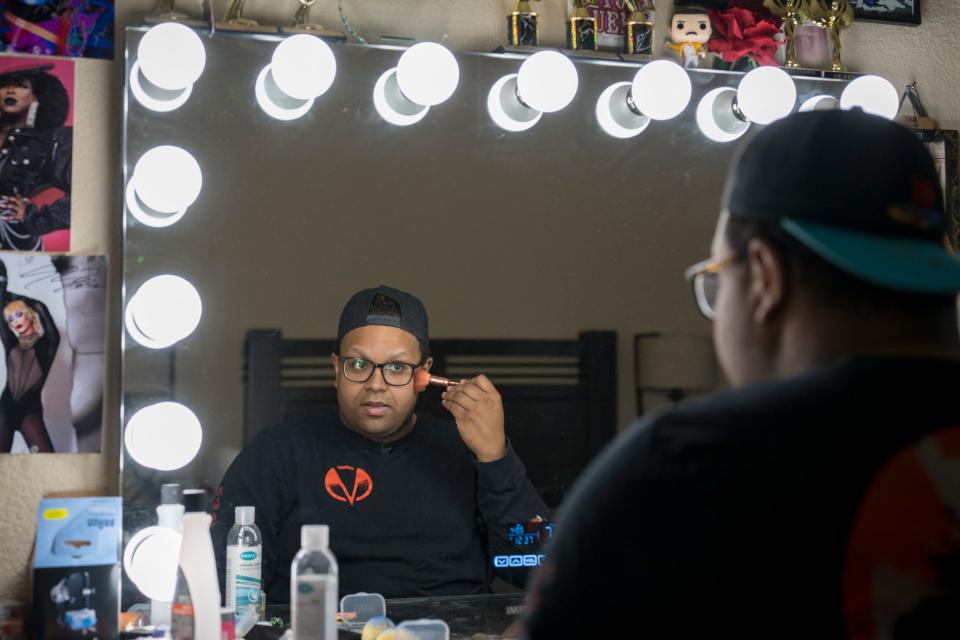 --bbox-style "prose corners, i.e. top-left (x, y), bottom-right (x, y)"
top-left (781, 218), bottom-right (960, 295)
